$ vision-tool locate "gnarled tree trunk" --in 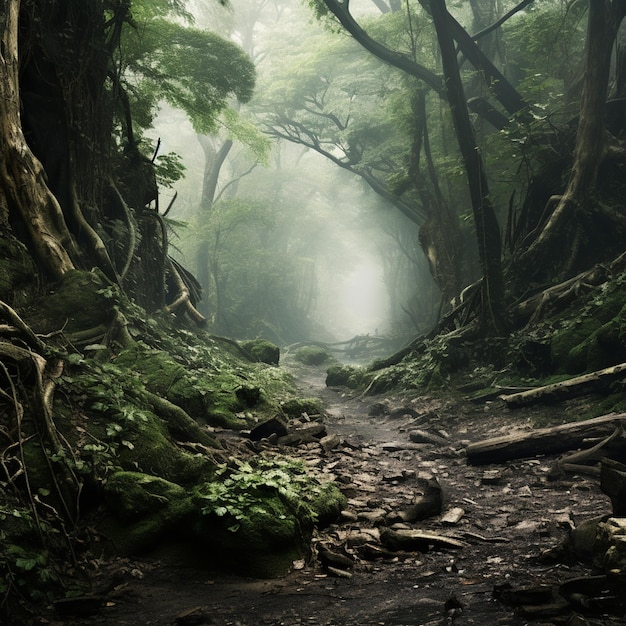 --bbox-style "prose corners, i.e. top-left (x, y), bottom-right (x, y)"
top-left (0, 0), bottom-right (75, 280)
